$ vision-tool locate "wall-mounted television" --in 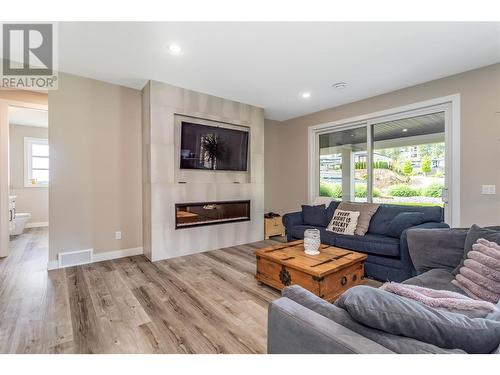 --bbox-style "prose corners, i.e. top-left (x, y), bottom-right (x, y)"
top-left (180, 120), bottom-right (249, 171)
